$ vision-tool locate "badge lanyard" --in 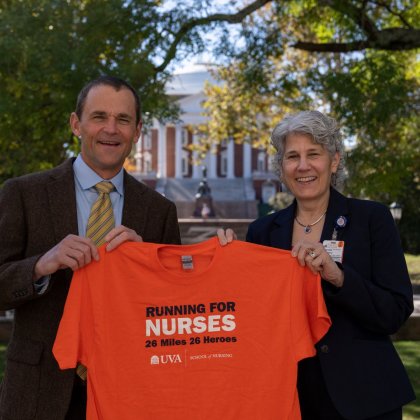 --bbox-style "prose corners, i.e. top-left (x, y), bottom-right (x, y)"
top-left (332, 215), bottom-right (347, 240)
top-left (323, 216), bottom-right (347, 263)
